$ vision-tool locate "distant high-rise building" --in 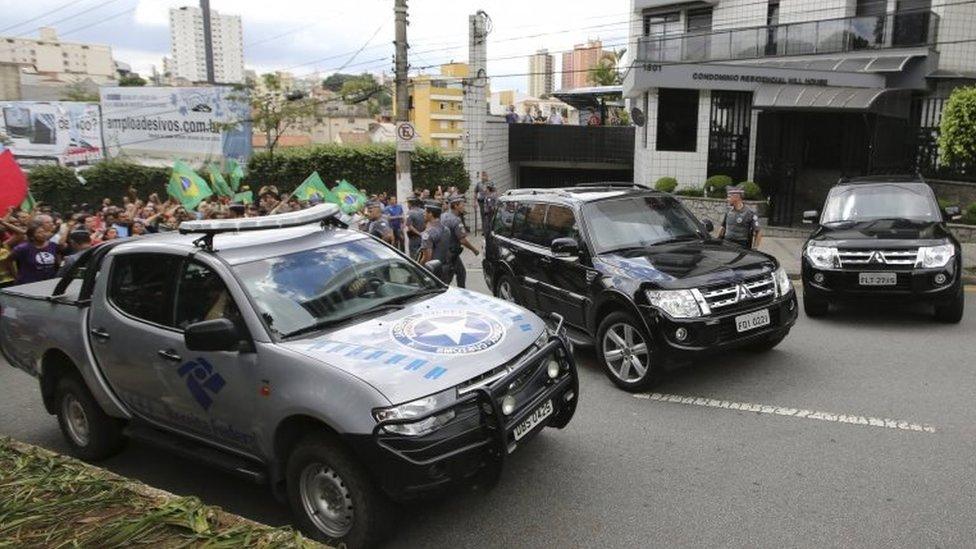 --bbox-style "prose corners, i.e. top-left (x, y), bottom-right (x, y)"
top-left (561, 40), bottom-right (607, 90)
top-left (0, 28), bottom-right (116, 84)
top-left (169, 6), bottom-right (244, 84)
top-left (528, 49), bottom-right (554, 98)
